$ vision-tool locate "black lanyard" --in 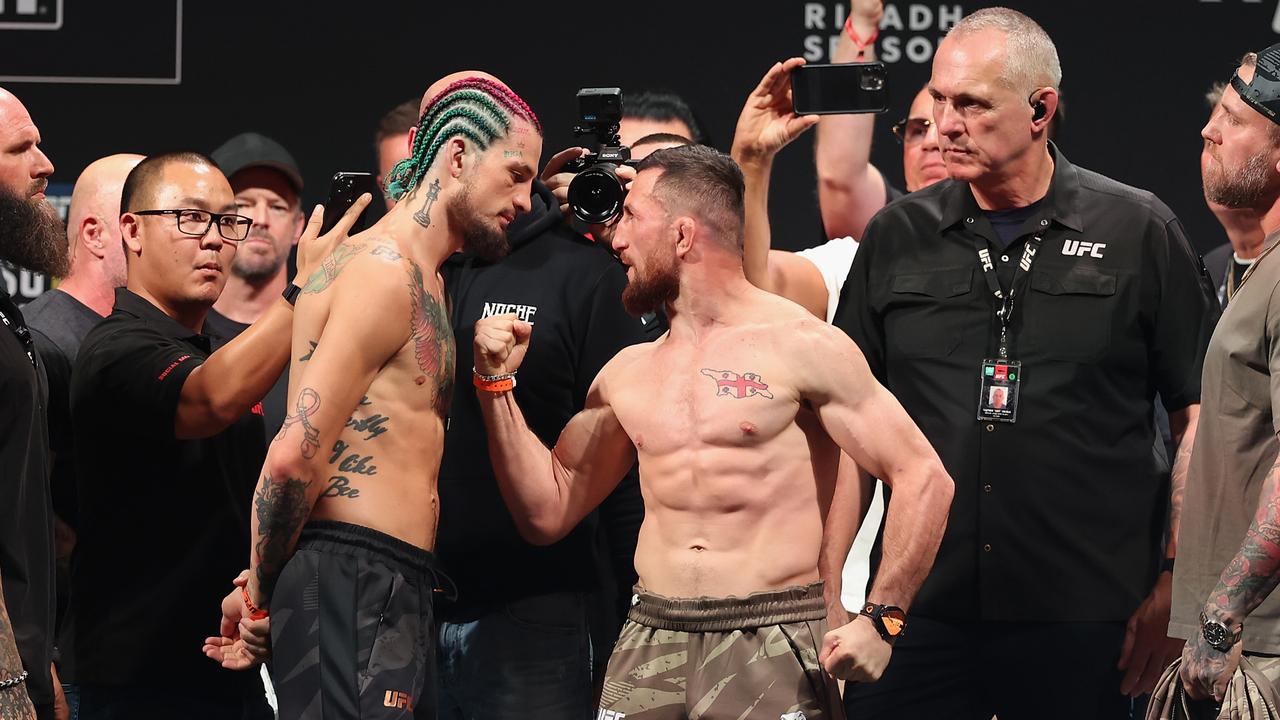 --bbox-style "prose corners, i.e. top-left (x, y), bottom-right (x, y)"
top-left (973, 234), bottom-right (1045, 359)
top-left (0, 293), bottom-right (37, 371)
